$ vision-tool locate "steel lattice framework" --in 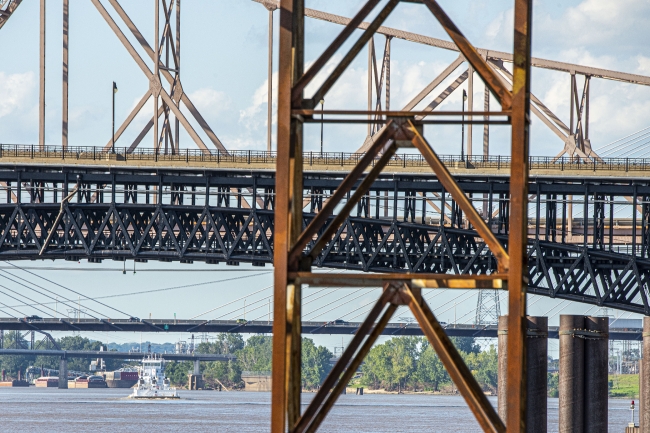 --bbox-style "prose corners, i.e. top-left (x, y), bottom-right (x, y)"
top-left (0, 165), bottom-right (648, 315)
